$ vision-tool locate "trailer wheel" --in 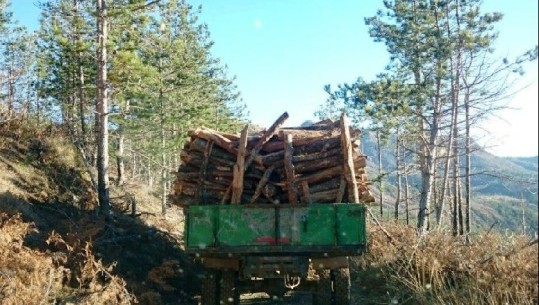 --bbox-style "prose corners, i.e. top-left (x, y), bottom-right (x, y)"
top-left (220, 270), bottom-right (239, 305)
top-left (313, 269), bottom-right (332, 305)
top-left (332, 268), bottom-right (351, 305)
top-left (267, 285), bottom-right (287, 301)
top-left (201, 269), bottom-right (219, 305)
